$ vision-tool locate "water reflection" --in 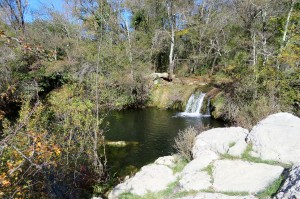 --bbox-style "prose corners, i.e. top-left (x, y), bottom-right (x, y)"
top-left (105, 108), bottom-right (224, 175)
